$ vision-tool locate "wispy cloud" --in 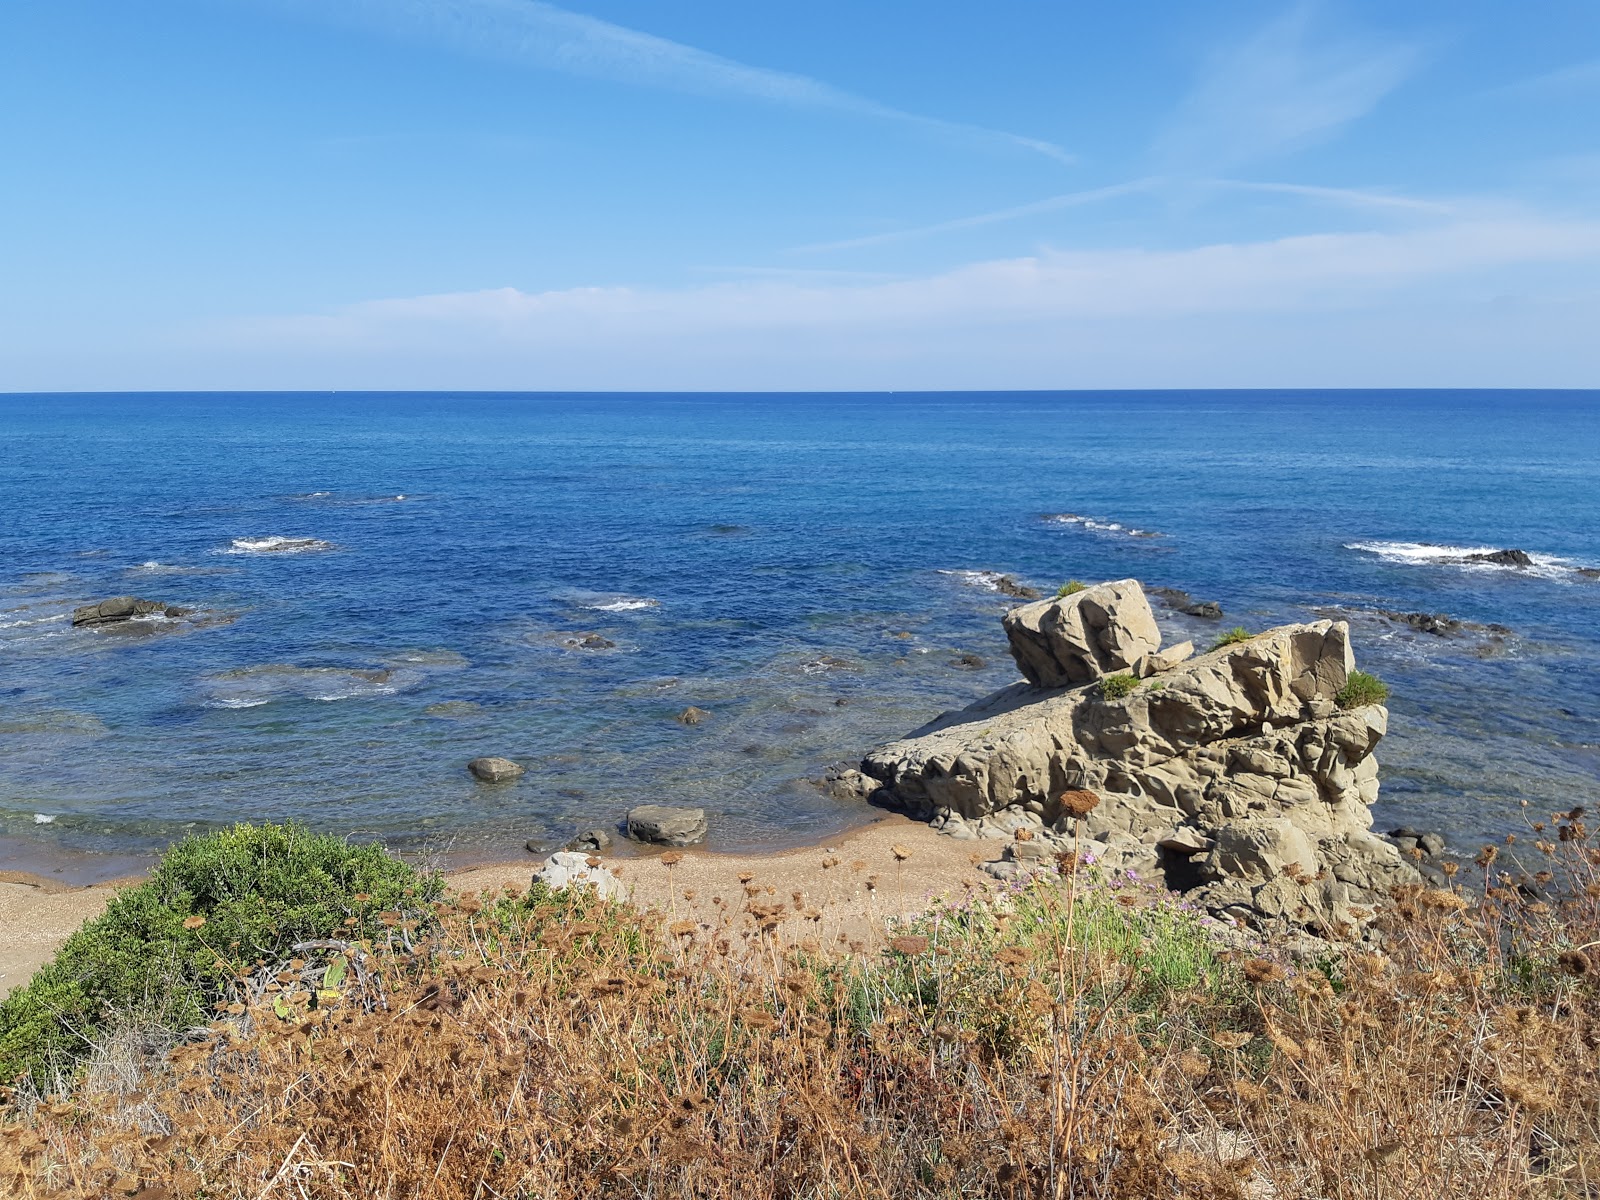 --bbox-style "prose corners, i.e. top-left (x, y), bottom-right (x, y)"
top-left (785, 176), bottom-right (1447, 257)
top-left (1202, 179), bottom-right (1453, 215)
top-left (224, 214), bottom-right (1600, 353)
top-left (1491, 57), bottom-right (1600, 97)
top-left (1155, 2), bottom-right (1420, 172)
top-left (248, 0), bottom-right (1073, 164)
top-left (787, 180), bottom-right (1162, 254)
